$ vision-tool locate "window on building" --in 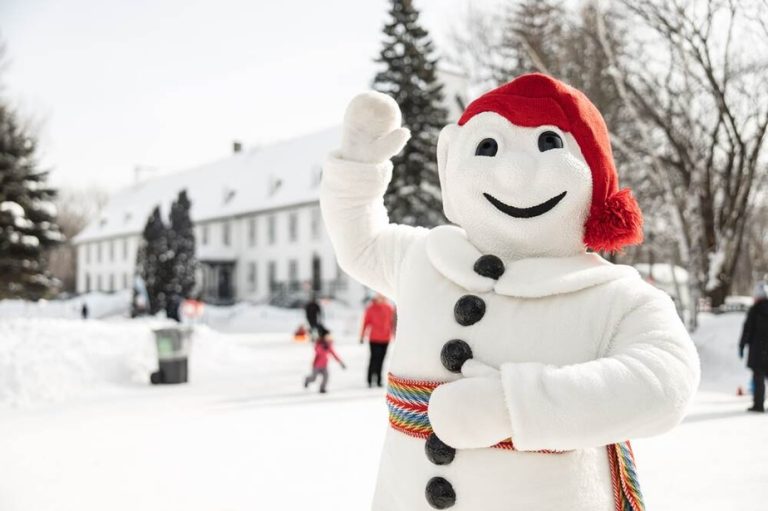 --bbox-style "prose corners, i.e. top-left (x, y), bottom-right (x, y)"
top-left (85, 274), bottom-right (91, 293)
top-left (268, 261), bottom-right (277, 291)
top-left (202, 224), bottom-right (209, 245)
top-left (311, 254), bottom-right (322, 293)
top-left (109, 274), bottom-right (114, 292)
top-left (85, 244), bottom-right (90, 264)
top-left (123, 273), bottom-right (129, 289)
top-left (122, 238), bottom-right (128, 260)
top-left (96, 274), bottom-right (102, 291)
top-left (97, 243), bottom-right (102, 263)
top-left (248, 217), bottom-right (257, 247)
top-left (268, 215), bottom-right (276, 245)
top-left (109, 240), bottom-right (115, 262)
top-left (288, 259), bottom-right (299, 291)
top-left (288, 212), bottom-right (298, 243)
top-left (222, 221), bottom-right (231, 246)
top-left (310, 207), bottom-right (321, 240)
top-left (248, 262), bottom-right (257, 292)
